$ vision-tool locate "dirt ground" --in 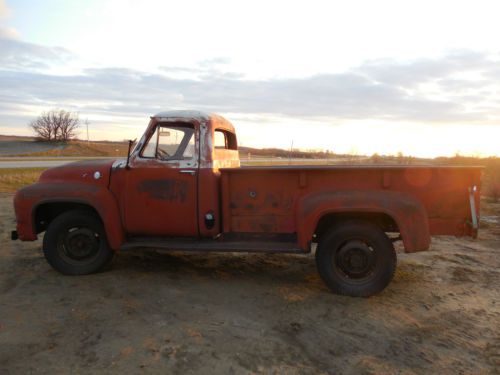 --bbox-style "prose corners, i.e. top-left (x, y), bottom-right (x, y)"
top-left (0, 193), bottom-right (499, 374)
